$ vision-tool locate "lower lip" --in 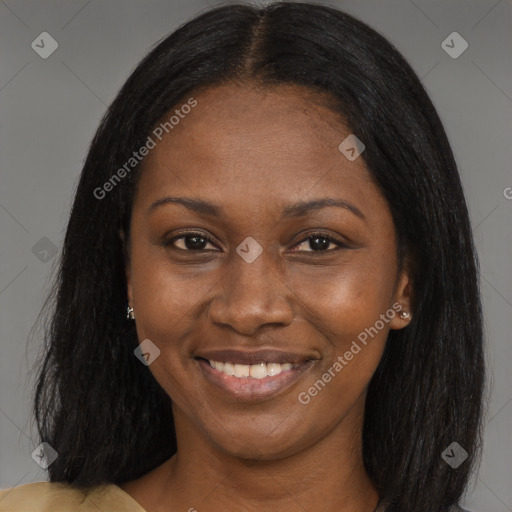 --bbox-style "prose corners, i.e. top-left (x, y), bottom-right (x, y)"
top-left (196, 358), bottom-right (315, 402)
